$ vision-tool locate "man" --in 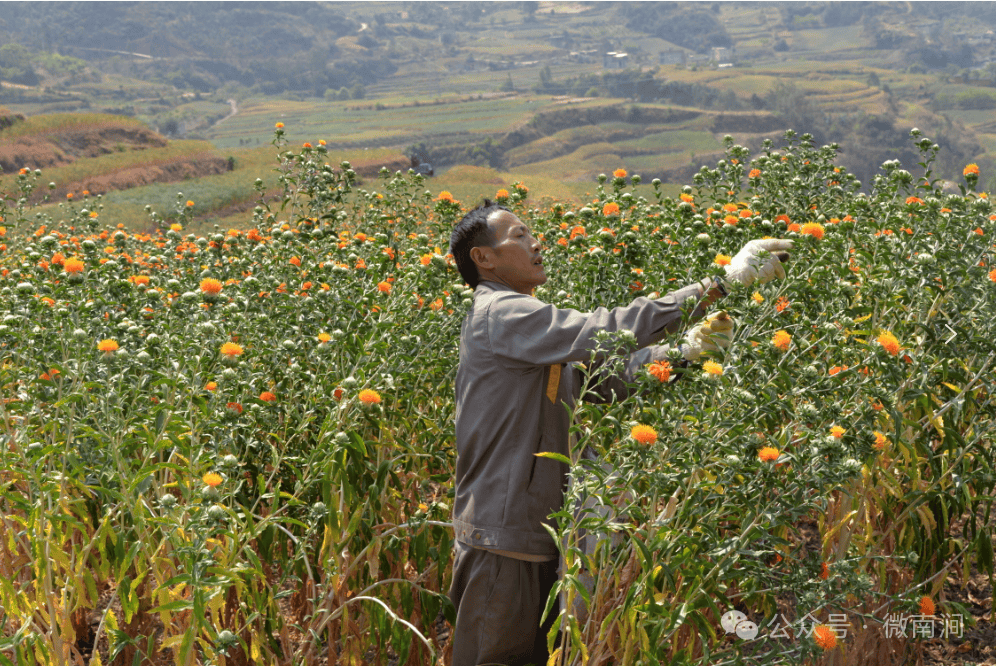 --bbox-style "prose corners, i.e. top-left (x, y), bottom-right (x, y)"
top-left (447, 200), bottom-right (790, 665)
